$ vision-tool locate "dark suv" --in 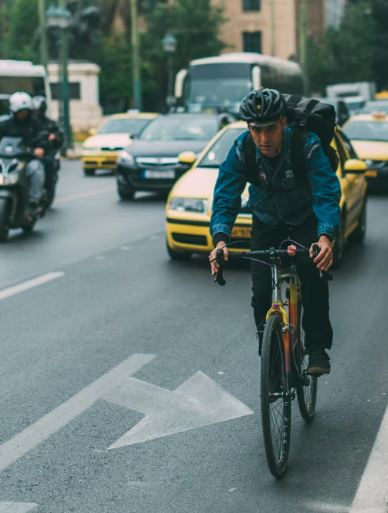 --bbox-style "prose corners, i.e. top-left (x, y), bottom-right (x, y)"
top-left (115, 112), bottom-right (233, 200)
